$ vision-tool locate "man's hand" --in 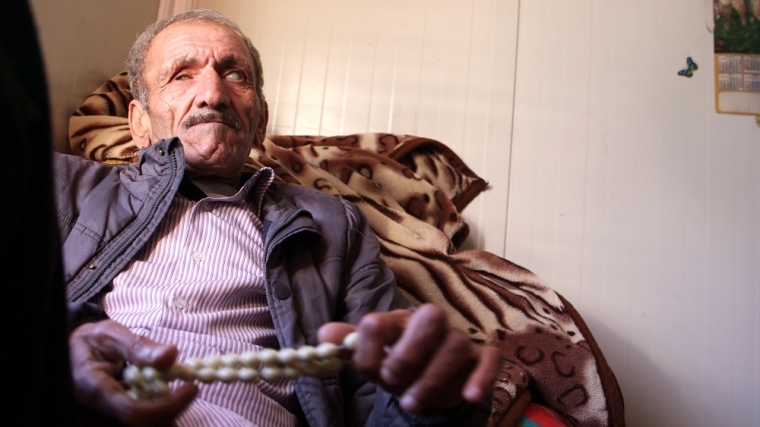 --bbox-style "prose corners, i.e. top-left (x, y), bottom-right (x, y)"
top-left (70, 320), bottom-right (198, 426)
top-left (317, 304), bottom-right (502, 413)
